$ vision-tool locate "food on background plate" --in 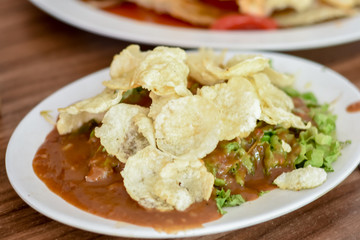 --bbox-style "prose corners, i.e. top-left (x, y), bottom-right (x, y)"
top-left (83, 0), bottom-right (360, 29)
top-left (33, 45), bottom-right (348, 231)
